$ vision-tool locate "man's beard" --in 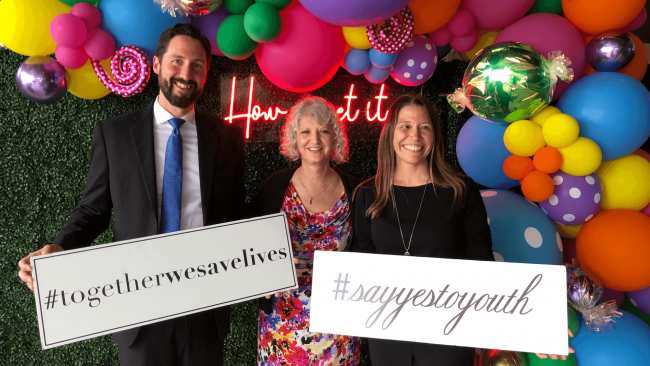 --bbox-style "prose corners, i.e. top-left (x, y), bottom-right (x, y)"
top-left (159, 75), bottom-right (202, 109)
